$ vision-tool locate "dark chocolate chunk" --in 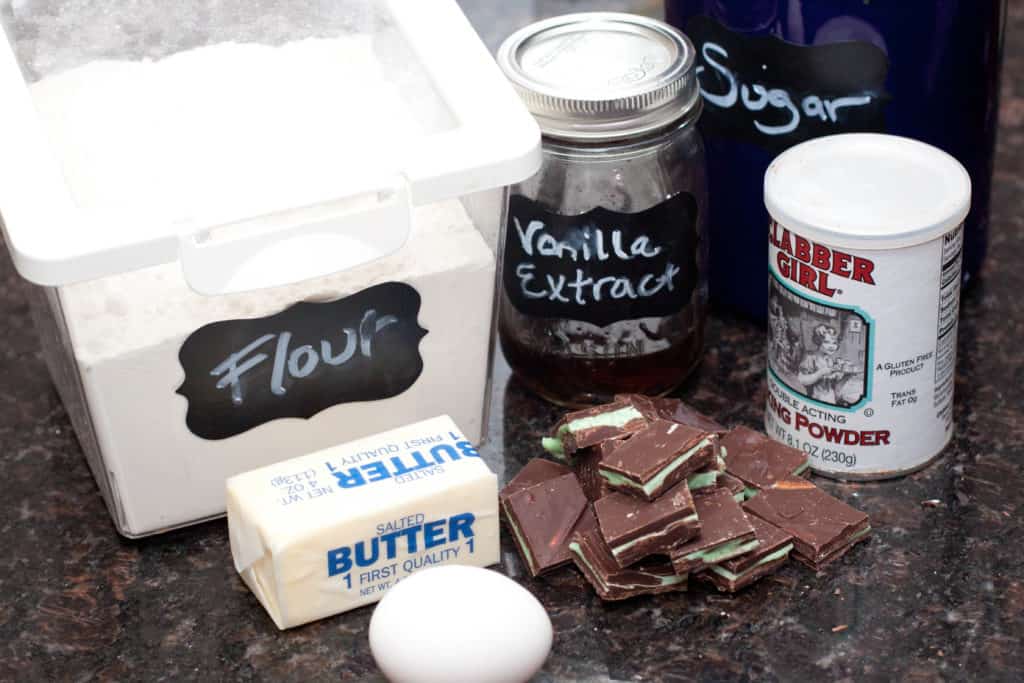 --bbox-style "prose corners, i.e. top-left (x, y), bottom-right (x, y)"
top-left (686, 464), bottom-right (721, 494)
top-left (670, 488), bottom-right (758, 574)
top-left (718, 516), bottom-right (793, 575)
top-left (699, 553), bottom-right (789, 593)
top-left (721, 426), bottom-right (809, 495)
top-left (689, 441), bottom-right (728, 492)
top-left (652, 397), bottom-right (727, 435)
top-left (742, 478), bottom-right (871, 571)
top-left (594, 479), bottom-right (700, 567)
top-left (711, 472), bottom-right (749, 502)
top-left (501, 470), bottom-right (588, 577)
top-left (572, 438), bottom-right (627, 502)
top-left (573, 449), bottom-right (608, 502)
top-left (500, 458), bottom-right (571, 504)
top-left (698, 517), bottom-right (794, 592)
top-left (580, 437), bottom-right (716, 502)
top-left (544, 401), bottom-right (650, 458)
top-left (612, 394), bottom-right (663, 422)
top-left (614, 394), bottom-right (727, 435)
top-left (569, 507), bottom-right (688, 601)
top-left (598, 419), bottom-right (717, 501)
